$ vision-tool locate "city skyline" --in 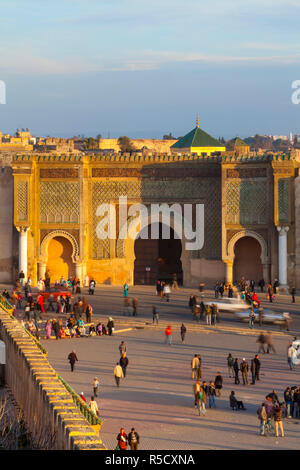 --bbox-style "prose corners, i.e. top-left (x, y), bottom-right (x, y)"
top-left (0, 1), bottom-right (300, 137)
